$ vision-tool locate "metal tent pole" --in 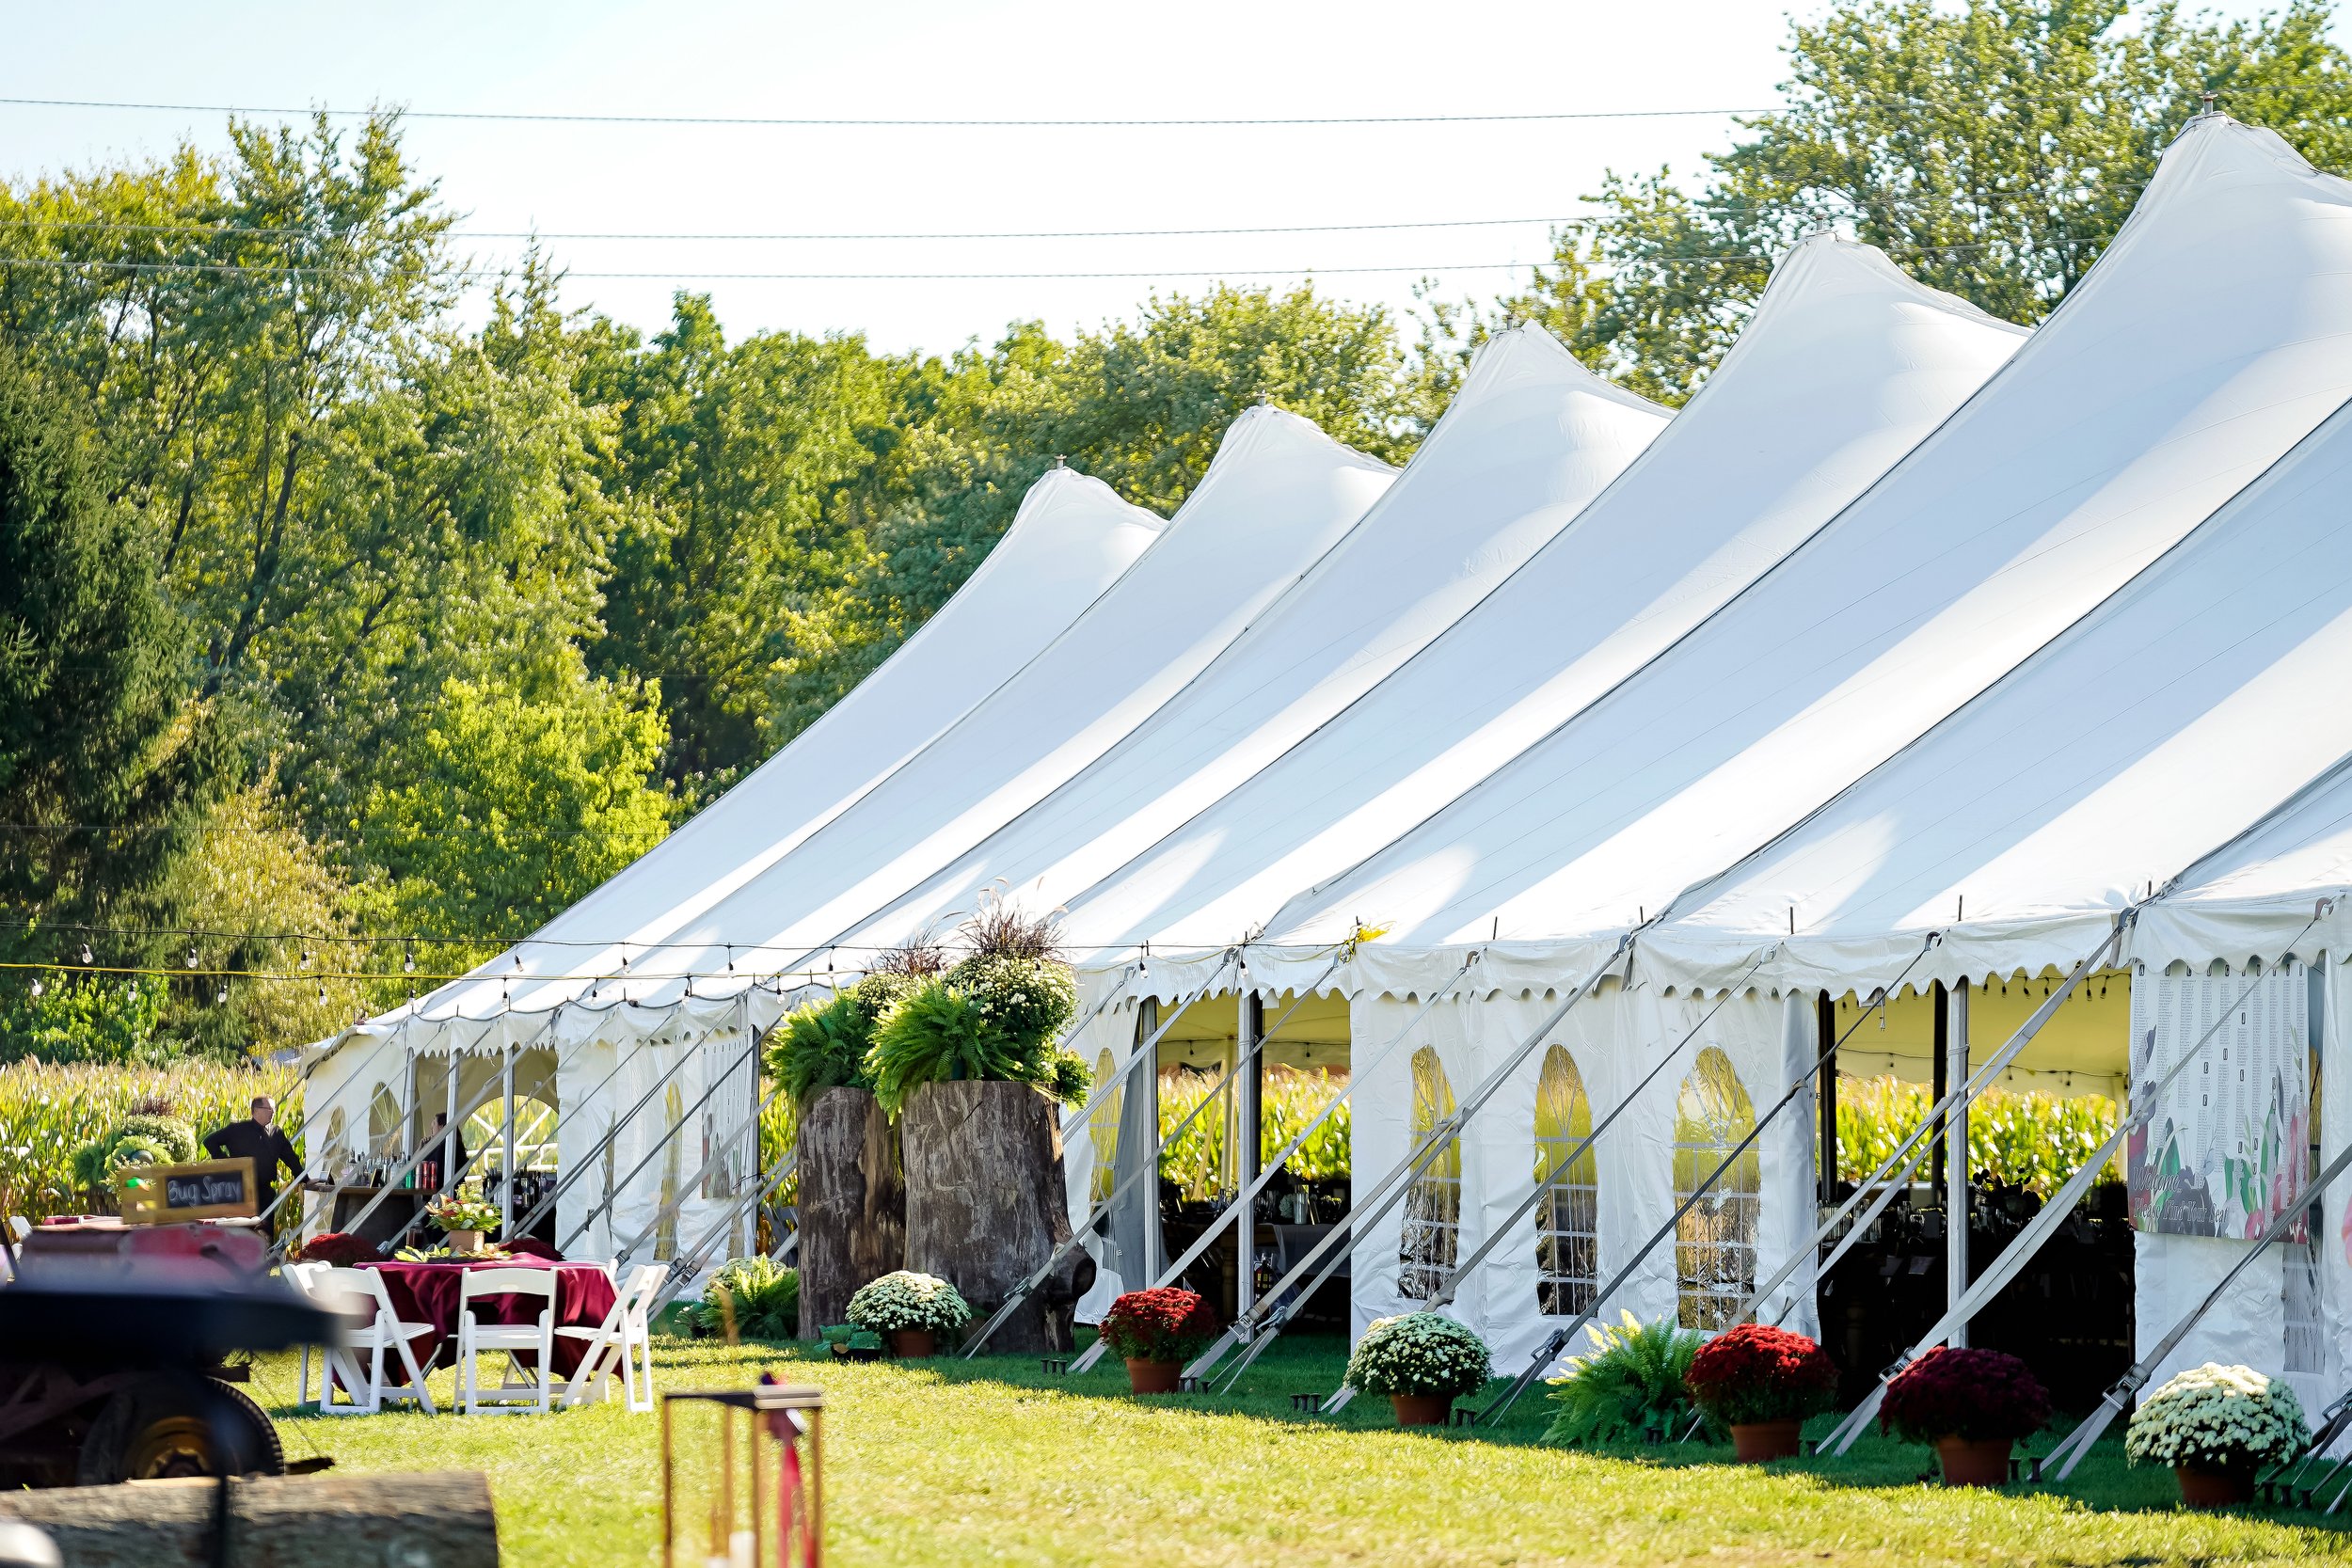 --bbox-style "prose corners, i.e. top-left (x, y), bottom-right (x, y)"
top-left (2039, 1135), bottom-right (2352, 1481)
top-left (562, 1033), bottom-right (765, 1255)
top-left (1235, 990), bottom-right (1263, 1325)
top-left (1195, 938), bottom-right (1636, 1402)
top-left (1067, 952), bottom-right (1476, 1377)
top-left (501, 1044), bottom-right (517, 1243)
top-left (613, 1067), bottom-right (790, 1270)
top-left (1818, 913), bottom-right (2328, 1457)
top-left (1057, 956), bottom-right (1237, 1145)
top-left (501, 1026), bottom-right (696, 1243)
top-left (1945, 980), bottom-right (1969, 1345)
